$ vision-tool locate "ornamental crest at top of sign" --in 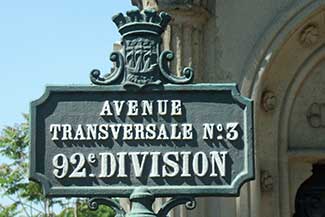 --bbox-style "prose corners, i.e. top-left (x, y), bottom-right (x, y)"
top-left (90, 10), bottom-right (194, 88)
